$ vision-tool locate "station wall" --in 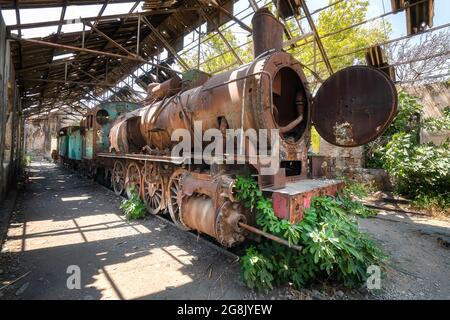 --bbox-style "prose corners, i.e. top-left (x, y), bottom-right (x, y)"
top-left (0, 14), bottom-right (24, 202)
